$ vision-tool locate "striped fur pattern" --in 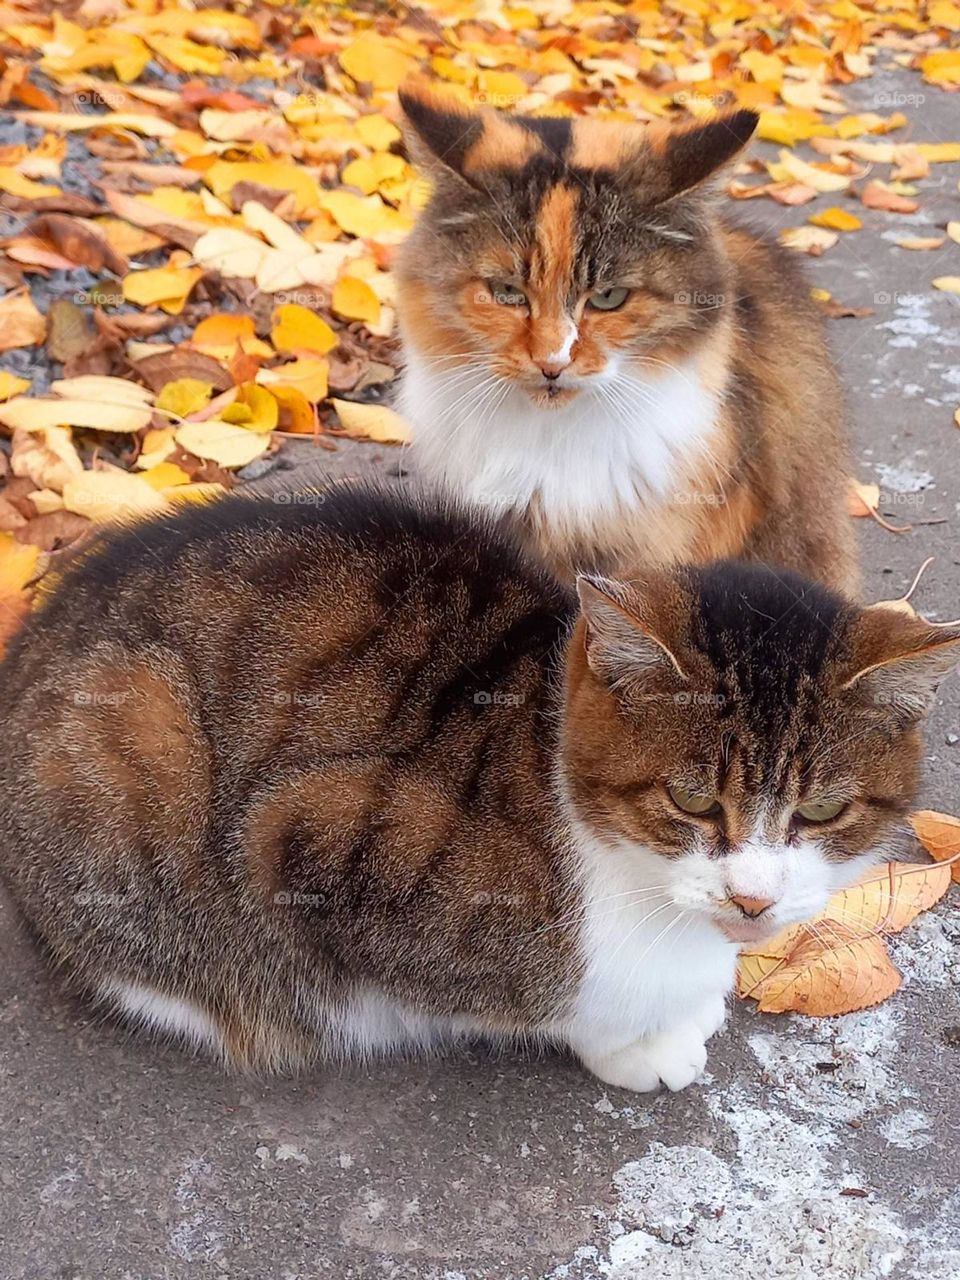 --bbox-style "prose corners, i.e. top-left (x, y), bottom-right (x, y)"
top-left (0, 490), bottom-right (955, 1088)
top-left (395, 81), bottom-right (858, 591)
